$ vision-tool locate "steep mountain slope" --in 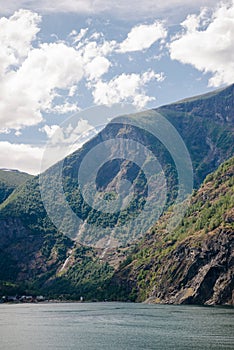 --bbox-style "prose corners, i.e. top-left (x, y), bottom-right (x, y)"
top-left (1, 84), bottom-right (233, 245)
top-left (0, 169), bottom-right (32, 204)
top-left (107, 157), bottom-right (234, 305)
top-left (157, 83), bottom-right (234, 186)
top-left (0, 85), bottom-right (233, 302)
top-left (0, 215), bottom-right (113, 298)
